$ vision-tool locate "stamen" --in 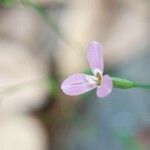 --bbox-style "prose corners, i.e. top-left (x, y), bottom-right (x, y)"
top-left (96, 72), bottom-right (102, 81)
top-left (94, 68), bottom-right (102, 76)
top-left (95, 77), bottom-right (101, 86)
top-left (93, 68), bottom-right (102, 85)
